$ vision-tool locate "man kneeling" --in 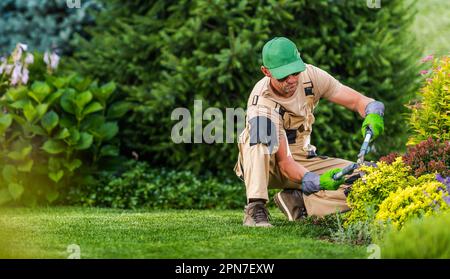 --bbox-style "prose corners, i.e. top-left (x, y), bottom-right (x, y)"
top-left (234, 37), bottom-right (385, 227)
